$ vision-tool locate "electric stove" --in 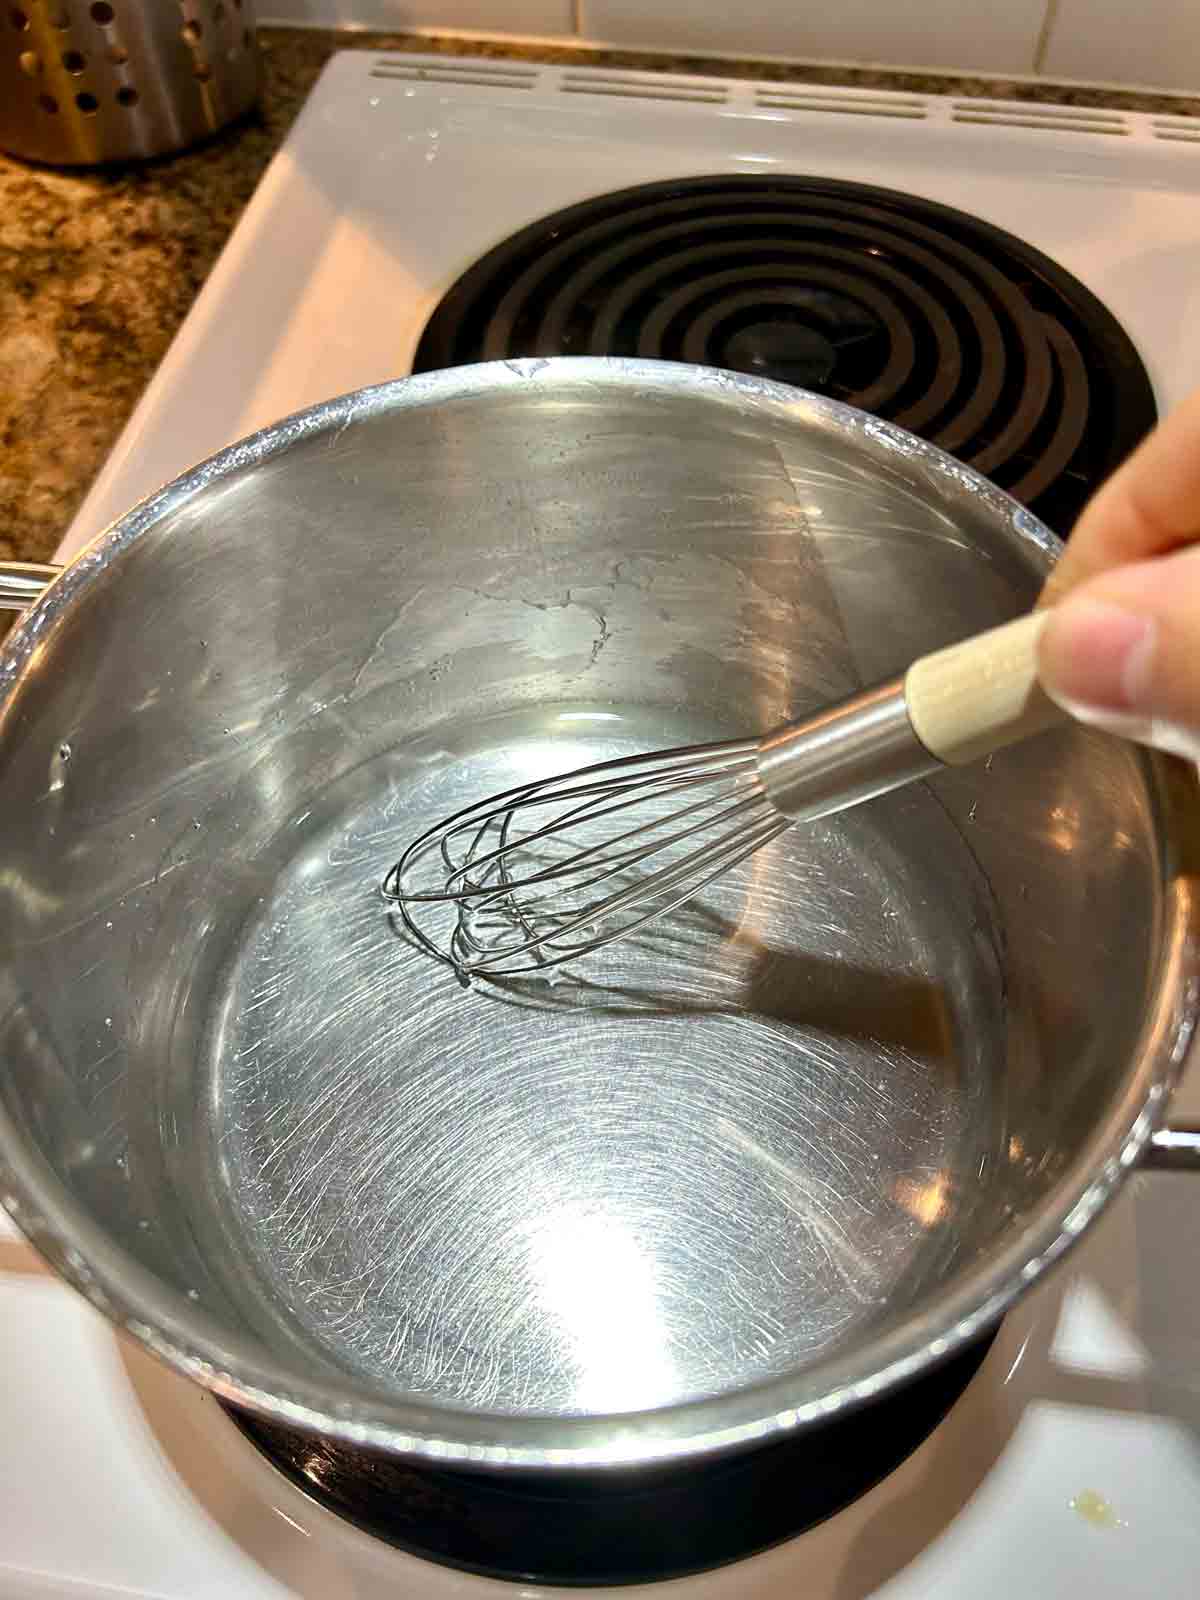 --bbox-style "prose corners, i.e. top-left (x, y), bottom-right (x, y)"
top-left (6, 49), bottom-right (1200, 1600)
